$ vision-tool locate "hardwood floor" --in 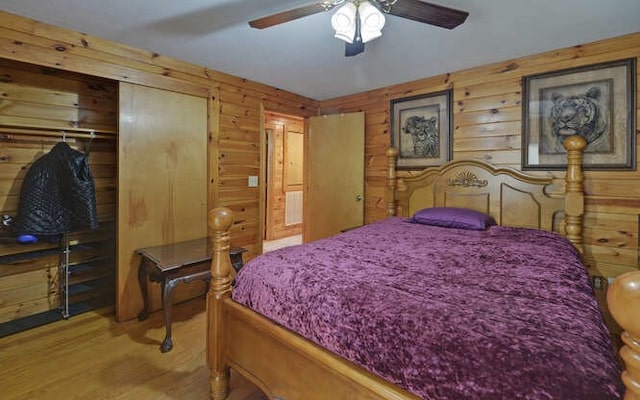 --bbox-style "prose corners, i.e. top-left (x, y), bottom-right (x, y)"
top-left (263, 234), bottom-right (302, 253)
top-left (0, 298), bottom-right (267, 400)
